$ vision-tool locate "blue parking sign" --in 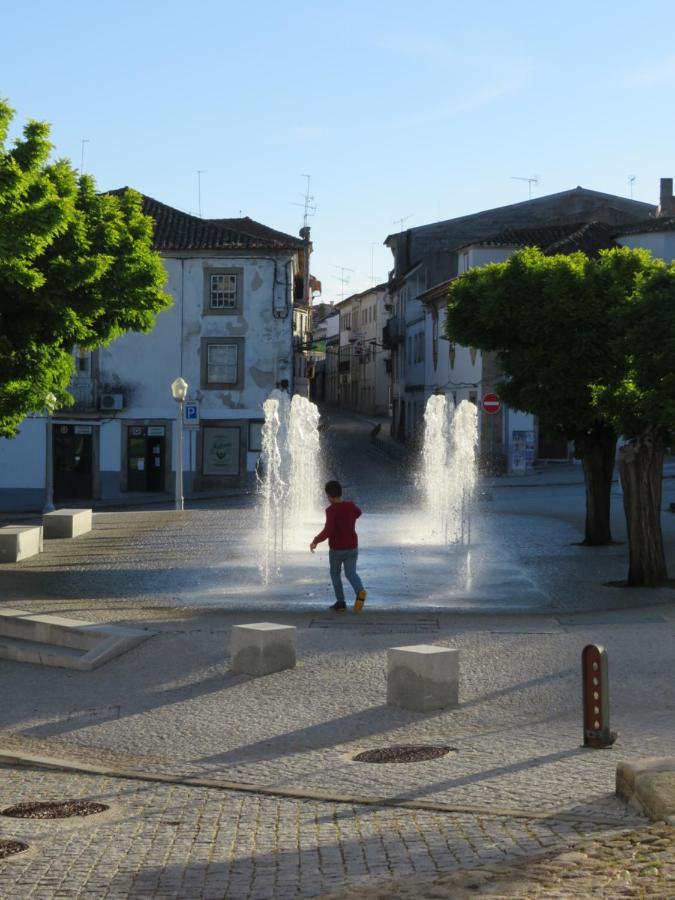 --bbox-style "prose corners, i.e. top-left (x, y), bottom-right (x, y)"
top-left (184, 401), bottom-right (199, 423)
